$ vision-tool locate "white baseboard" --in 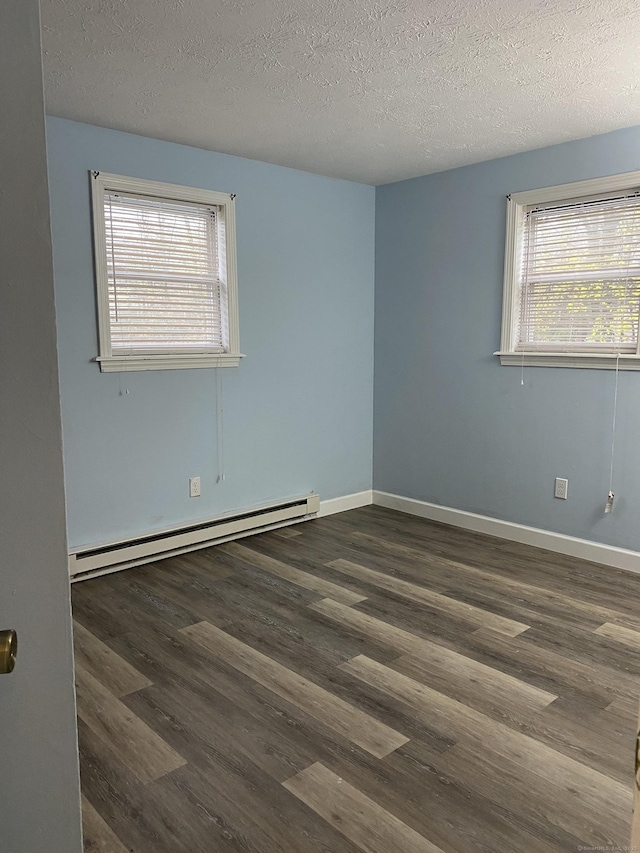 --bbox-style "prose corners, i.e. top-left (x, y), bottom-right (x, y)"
top-left (373, 490), bottom-right (640, 575)
top-left (318, 490), bottom-right (373, 518)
